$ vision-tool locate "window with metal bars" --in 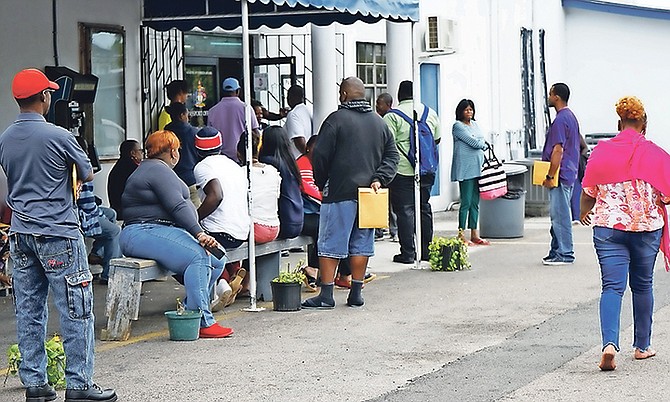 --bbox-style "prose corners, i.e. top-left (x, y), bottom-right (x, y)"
top-left (355, 42), bottom-right (387, 104)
